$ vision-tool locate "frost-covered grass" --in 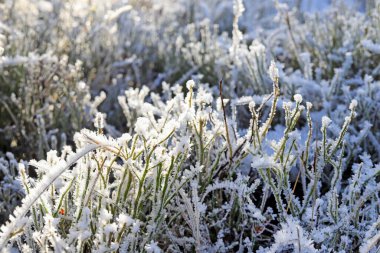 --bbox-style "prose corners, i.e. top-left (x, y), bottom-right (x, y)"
top-left (0, 0), bottom-right (380, 252)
